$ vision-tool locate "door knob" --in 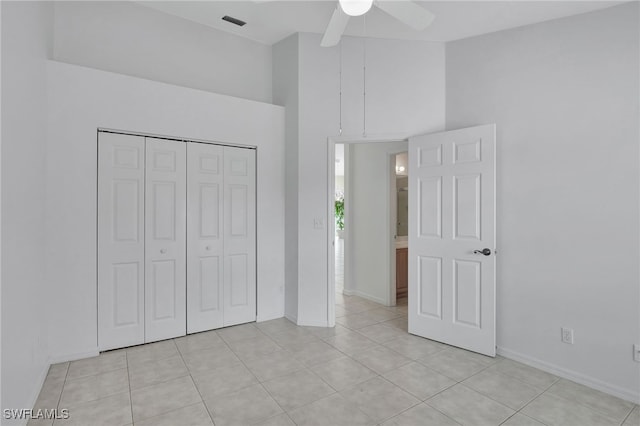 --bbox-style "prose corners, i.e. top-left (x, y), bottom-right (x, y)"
top-left (473, 248), bottom-right (491, 256)
top-left (160, 248), bottom-right (167, 254)
top-left (206, 246), bottom-right (211, 251)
